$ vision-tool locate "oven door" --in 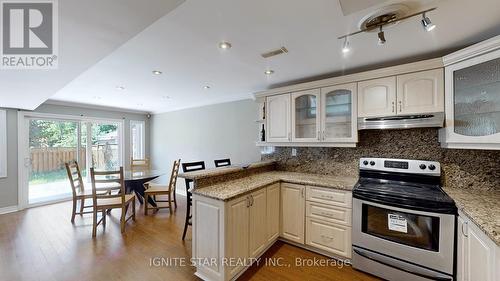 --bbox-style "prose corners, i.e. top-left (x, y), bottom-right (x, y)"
top-left (352, 198), bottom-right (455, 275)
